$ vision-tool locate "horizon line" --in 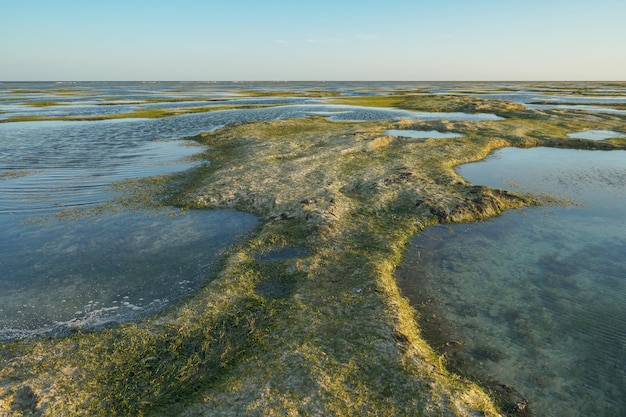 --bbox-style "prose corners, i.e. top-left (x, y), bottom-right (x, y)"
top-left (2, 80), bottom-right (625, 83)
